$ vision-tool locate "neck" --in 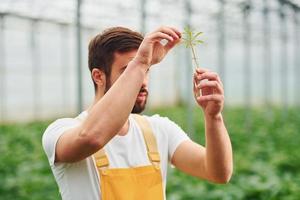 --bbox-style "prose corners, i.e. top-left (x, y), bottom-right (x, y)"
top-left (87, 92), bottom-right (130, 136)
top-left (87, 90), bottom-right (102, 113)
